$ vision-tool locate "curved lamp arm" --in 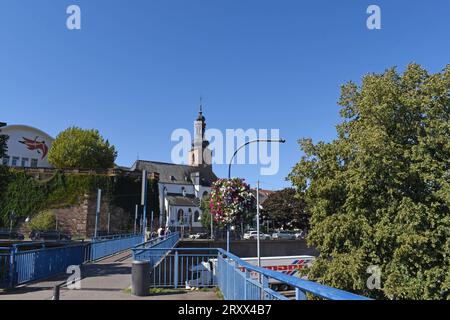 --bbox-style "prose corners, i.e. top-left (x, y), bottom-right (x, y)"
top-left (227, 138), bottom-right (285, 179)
